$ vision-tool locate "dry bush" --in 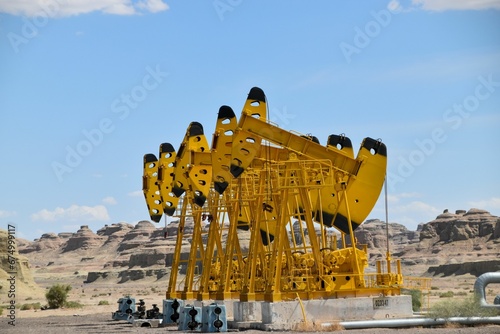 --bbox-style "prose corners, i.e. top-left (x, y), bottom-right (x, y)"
top-left (429, 295), bottom-right (499, 318)
top-left (443, 321), bottom-right (462, 329)
top-left (293, 320), bottom-right (344, 332)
